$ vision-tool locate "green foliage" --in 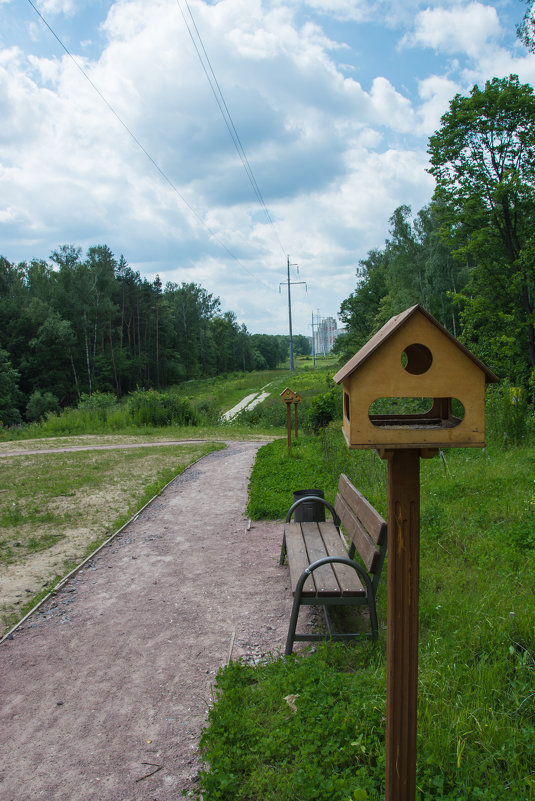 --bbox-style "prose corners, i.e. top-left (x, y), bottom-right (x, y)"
top-left (247, 437), bottom-right (337, 519)
top-left (305, 384), bottom-right (342, 434)
top-left (517, 1), bottom-right (535, 50)
top-left (247, 430), bottom-right (387, 520)
top-left (78, 391), bottom-right (117, 410)
top-left (0, 348), bottom-right (22, 426)
top-left (0, 246), bottom-right (289, 421)
top-left (336, 76), bottom-right (535, 395)
top-left (485, 381), bottom-right (535, 446)
top-left (335, 204), bottom-right (466, 367)
top-left (127, 388), bottom-right (198, 427)
top-left (428, 75), bottom-right (535, 382)
top-left (199, 644), bottom-right (385, 801)
top-left (25, 390), bottom-right (60, 422)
